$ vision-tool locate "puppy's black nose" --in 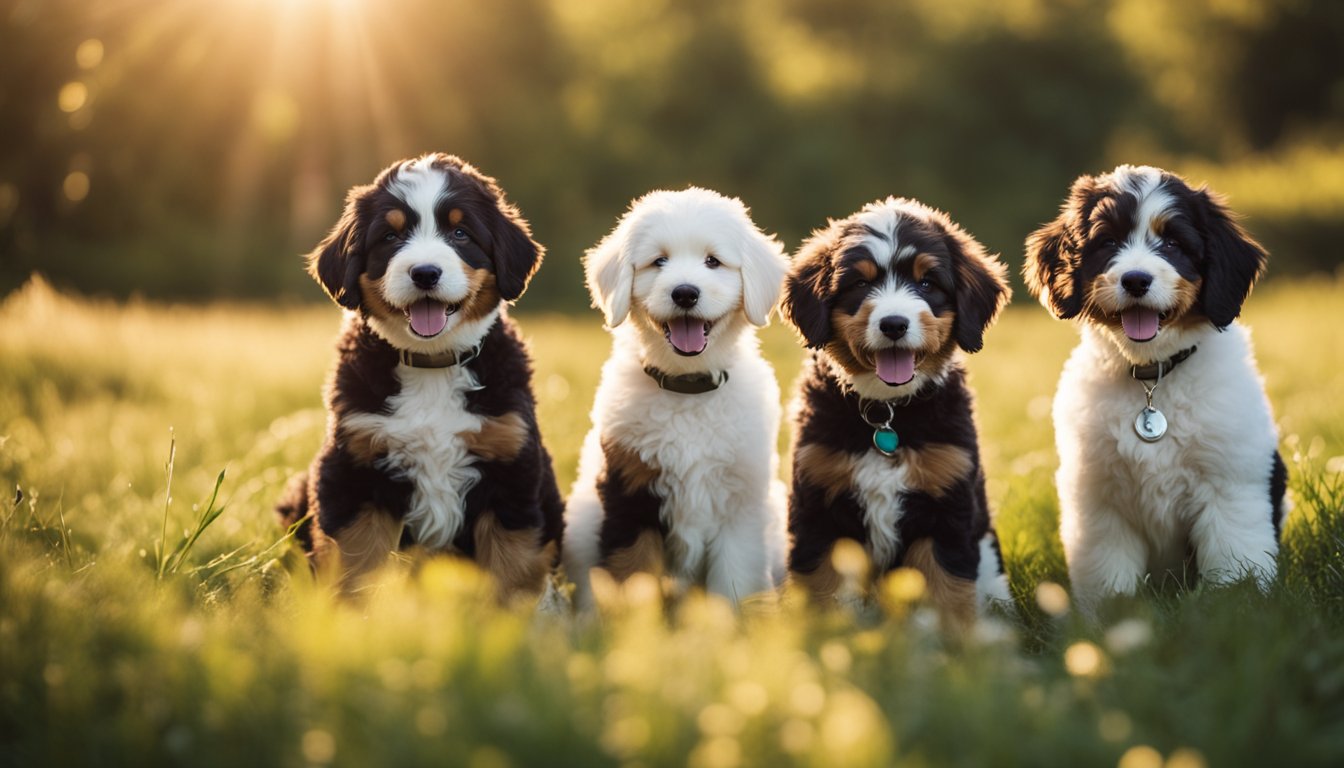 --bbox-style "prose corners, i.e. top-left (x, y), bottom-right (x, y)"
top-left (1121, 270), bottom-right (1153, 297)
top-left (410, 264), bottom-right (442, 290)
top-left (879, 315), bottom-right (909, 340)
top-left (671, 284), bottom-right (700, 309)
